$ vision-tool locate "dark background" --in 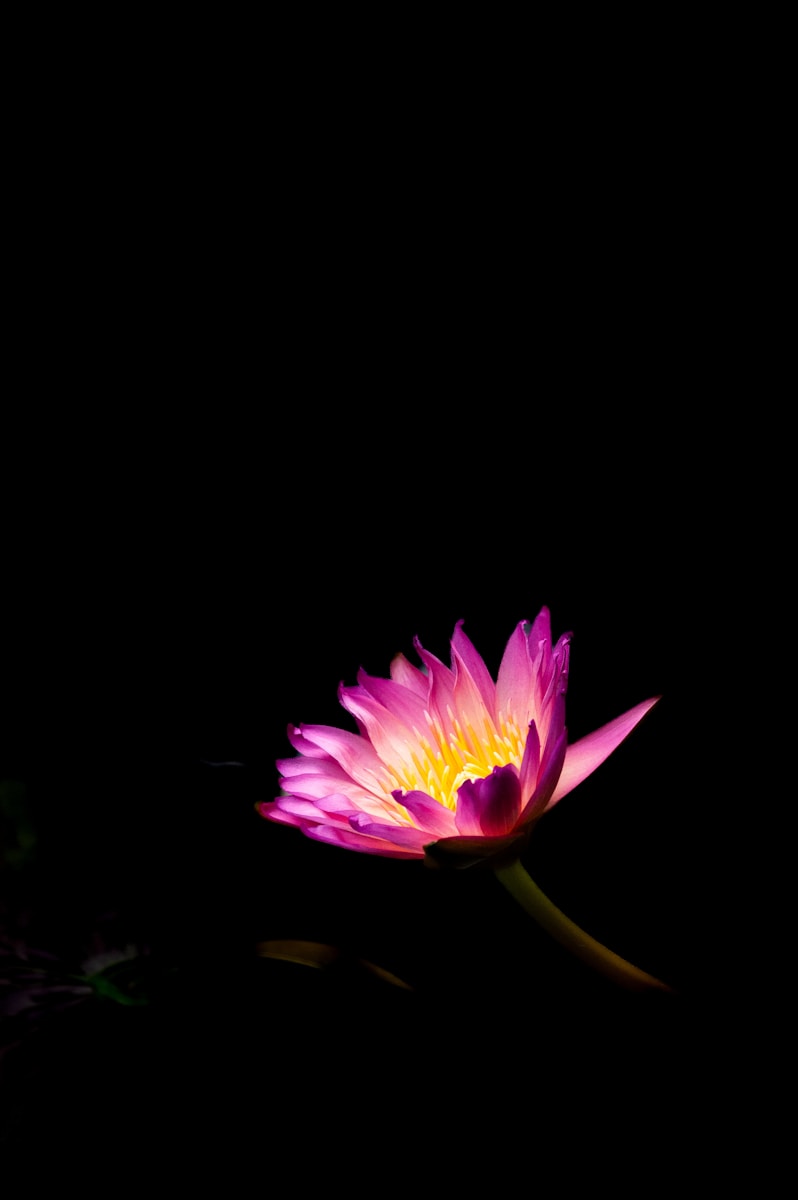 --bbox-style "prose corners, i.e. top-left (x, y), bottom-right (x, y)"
top-left (0, 351), bottom-right (752, 1174)
top-left (1, 22), bottom-right (783, 1184)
